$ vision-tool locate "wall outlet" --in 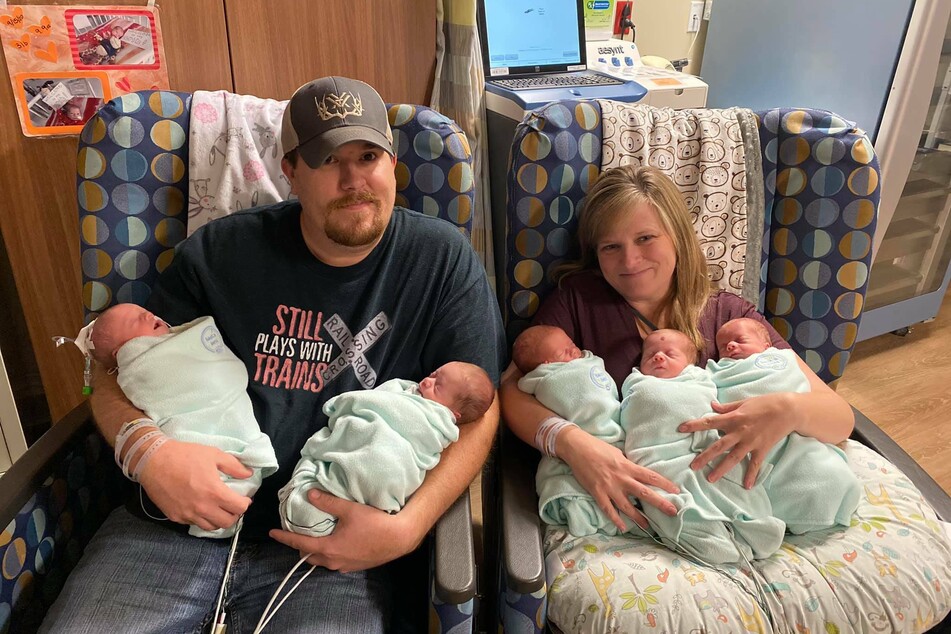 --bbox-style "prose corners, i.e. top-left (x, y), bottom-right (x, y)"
top-left (687, 1), bottom-right (703, 32)
top-left (703, 0), bottom-right (713, 20)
